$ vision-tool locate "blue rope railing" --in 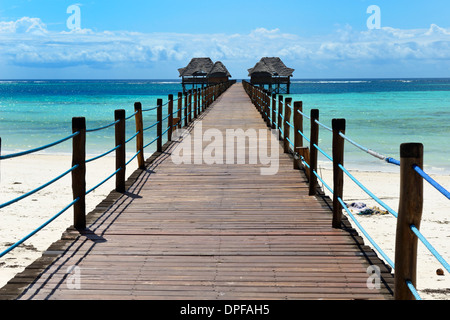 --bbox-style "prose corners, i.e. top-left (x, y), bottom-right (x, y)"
top-left (0, 165), bottom-right (79, 210)
top-left (0, 197), bottom-right (80, 259)
top-left (1, 81), bottom-right (234, 261)
top-left (0, 132), bottom-right (79, 160)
